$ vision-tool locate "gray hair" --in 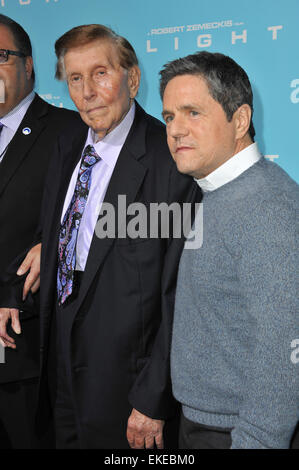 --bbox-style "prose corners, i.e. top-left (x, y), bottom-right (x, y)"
top-left (160, 51), bottom-right (255, 139)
